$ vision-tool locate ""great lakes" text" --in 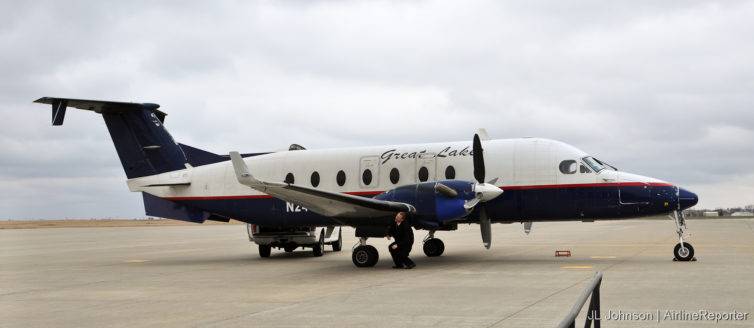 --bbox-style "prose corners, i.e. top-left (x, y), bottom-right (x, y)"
top-left (380, 146), bottom-right (474, 164)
